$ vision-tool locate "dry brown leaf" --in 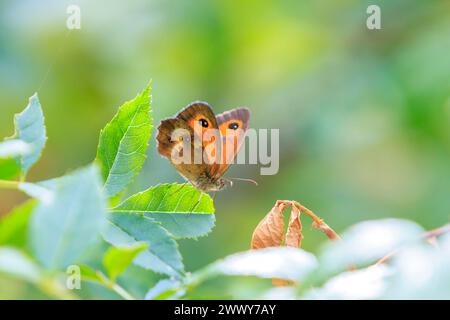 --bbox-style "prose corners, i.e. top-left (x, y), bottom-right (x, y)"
top-left (251, 200), bottom-right (303, 287)
top-left (251, 200), bottom-right (342, 287)
top-left (285, 204), bottom-right (303, 248)
top-left (273, 204), bottom-right (302, 287)
top-left (251, 200), bottom-right (289, 249)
